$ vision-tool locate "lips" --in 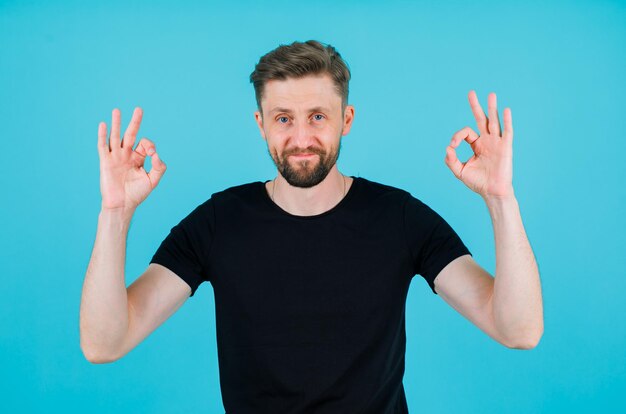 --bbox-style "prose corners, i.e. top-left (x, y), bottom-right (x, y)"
top-left (290, 153), bottom-right (316, 158)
